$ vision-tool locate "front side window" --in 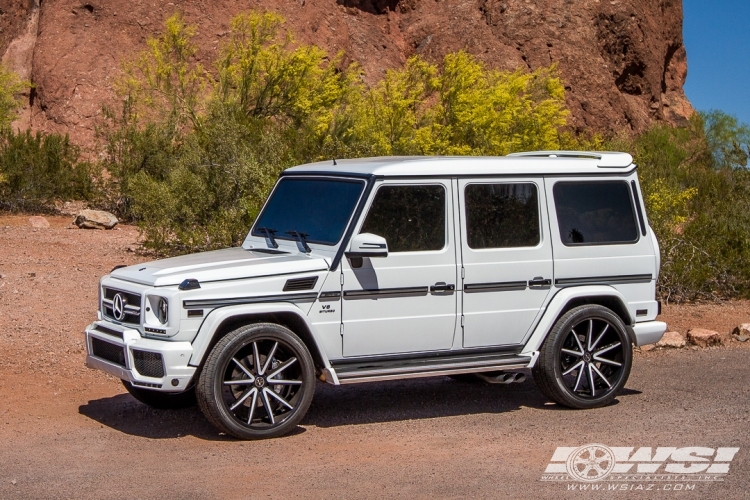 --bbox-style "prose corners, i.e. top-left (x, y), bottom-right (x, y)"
top-left (360, 184), bottom-right (446, 252)
top-left (553, 181), bottom-right (638, 245)
top-left (252, 177), bottom-right (365, 245)
top-left (465, 183), bottom-right (540, 249)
